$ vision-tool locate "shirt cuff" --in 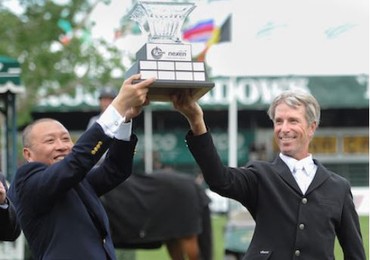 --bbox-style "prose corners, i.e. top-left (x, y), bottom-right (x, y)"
top-left (96, 105), bottom-right (132, 141)
top-left (0, 199), bottom-right (9, 209)
top-left (115, 121), bottom-right (132, 141)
